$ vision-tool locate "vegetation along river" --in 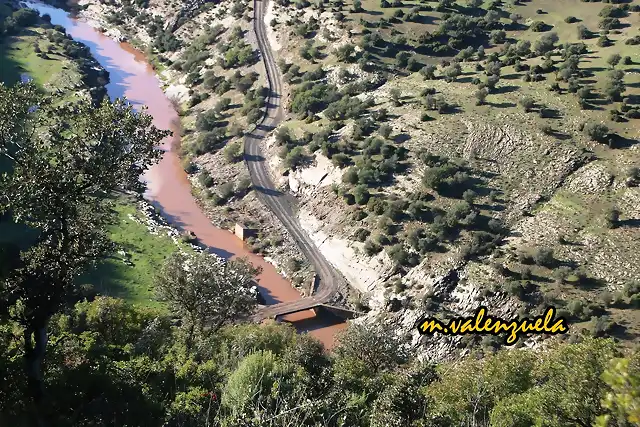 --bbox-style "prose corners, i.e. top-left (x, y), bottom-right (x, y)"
top-left (25, 1), bottom-right (346, 348)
